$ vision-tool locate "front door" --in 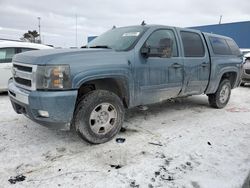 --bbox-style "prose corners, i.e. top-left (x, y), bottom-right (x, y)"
top-left (136, 29), bottom-right (183, 105)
